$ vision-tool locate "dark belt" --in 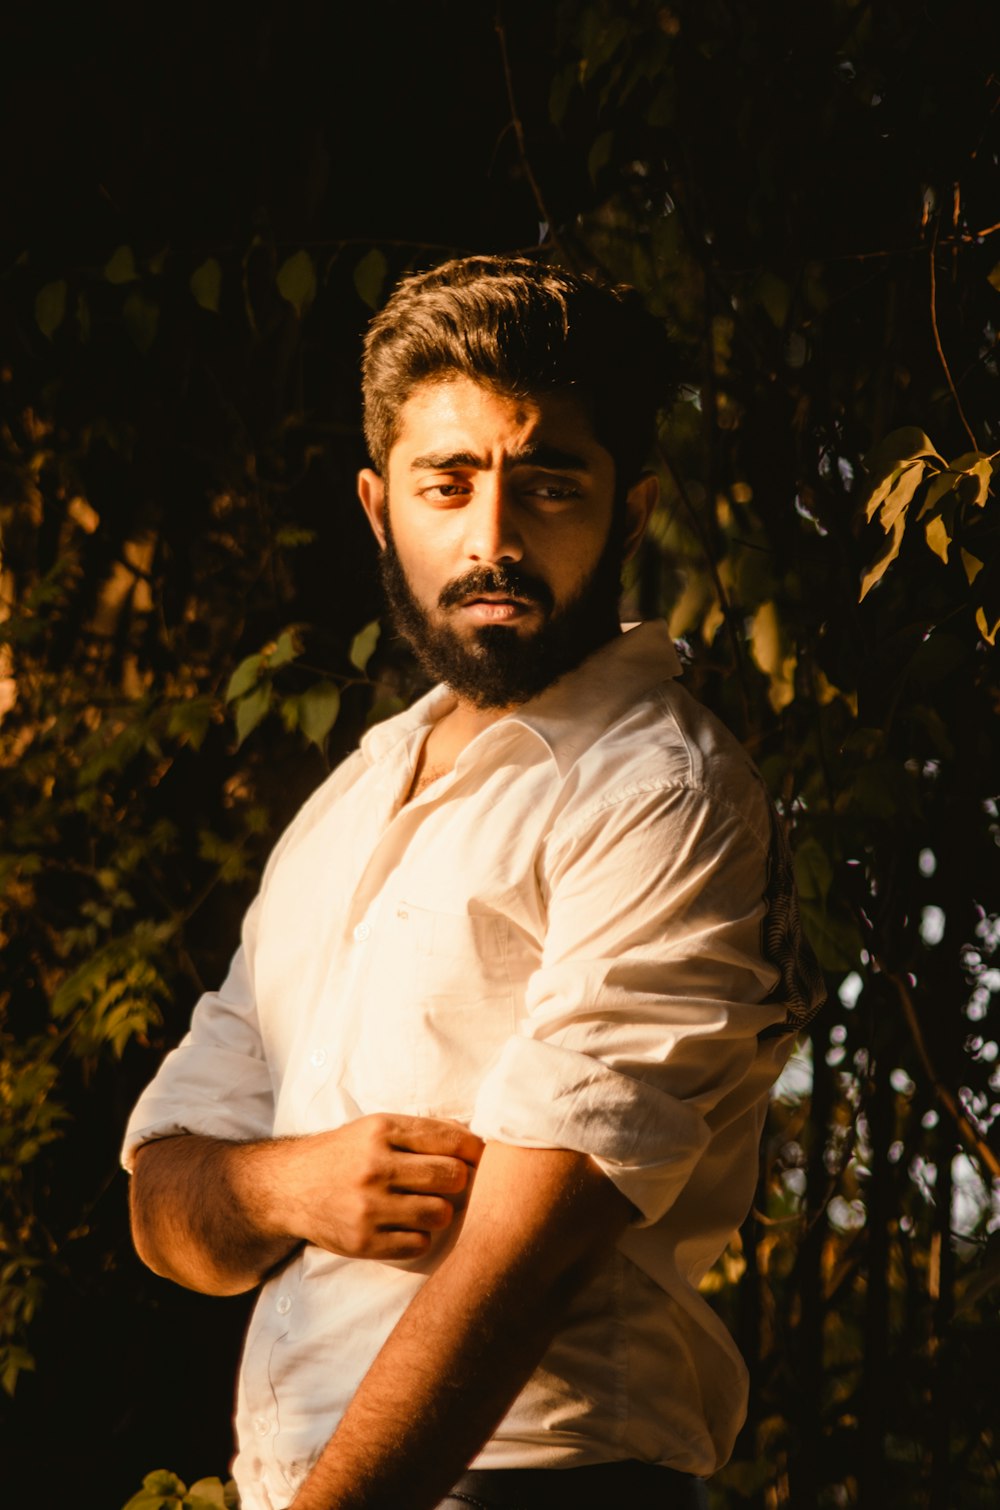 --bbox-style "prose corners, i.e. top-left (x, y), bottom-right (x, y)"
top-left (438, 1460), bottom-right (703, 1509)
